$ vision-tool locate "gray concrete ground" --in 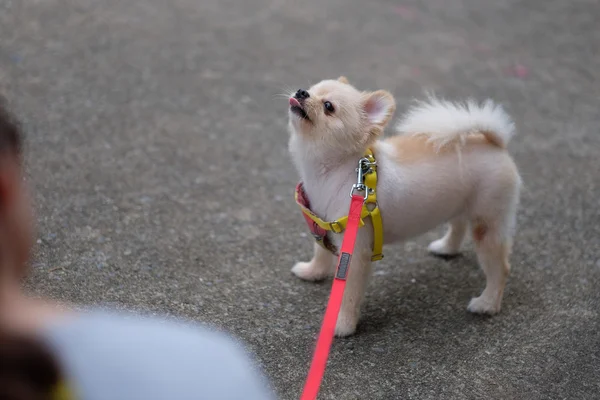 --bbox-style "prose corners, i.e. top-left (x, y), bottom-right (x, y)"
top-left (1, 0), bottom-right (599, 398)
